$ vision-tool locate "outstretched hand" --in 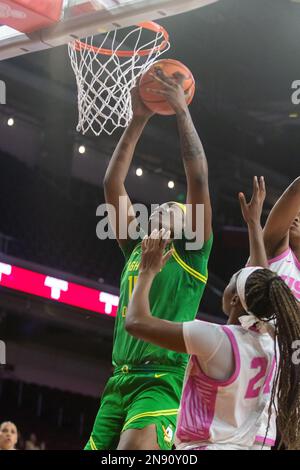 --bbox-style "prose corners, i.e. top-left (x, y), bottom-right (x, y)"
top-left (139, 229), bottom-right (173, 276)
top-left (239, 176), bottom-right (266, 225)
top-left (148, 67), bottom-right (189, 114)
